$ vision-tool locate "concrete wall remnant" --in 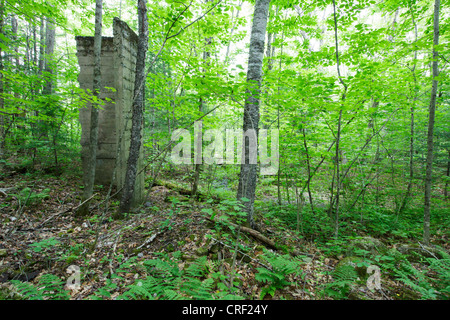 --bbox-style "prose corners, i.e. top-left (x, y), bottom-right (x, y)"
top-left (76, 17), bottom-right (144, 207)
